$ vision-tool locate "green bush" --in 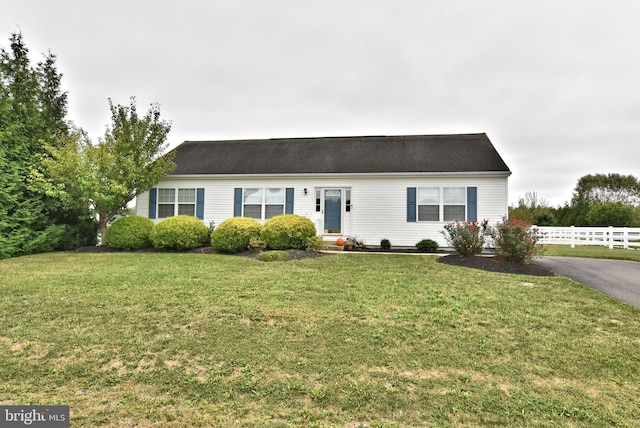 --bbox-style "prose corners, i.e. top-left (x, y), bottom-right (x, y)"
top-left (150, 215), bottom-right (209, 250)
top-left (489, 219), bottom-right (545, 264)
top-left (416, 239), bottom-right (438, 252)
top-left (441, 220), bottom-right (489, 256)
top-left (106, 216), bottom-right (154, 250)
top-left (248, 236), bottom-right (267, 253)
top-left (261, 214), bottom-right (317, 250)
top-left (586, 202), bottom-right (635, 226)
top-left (633, 207), bottom-right (640, 227)
top-left (258, 250), bottom-right (289, 262)
top-left (305, 235), bottom-right (325, 252)
top-left (210, 217), bottom-right (262, 253)
top-left (380, 238), bottom-right (391, 250)
top-left (54, 213), bottom-right (99, 250)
